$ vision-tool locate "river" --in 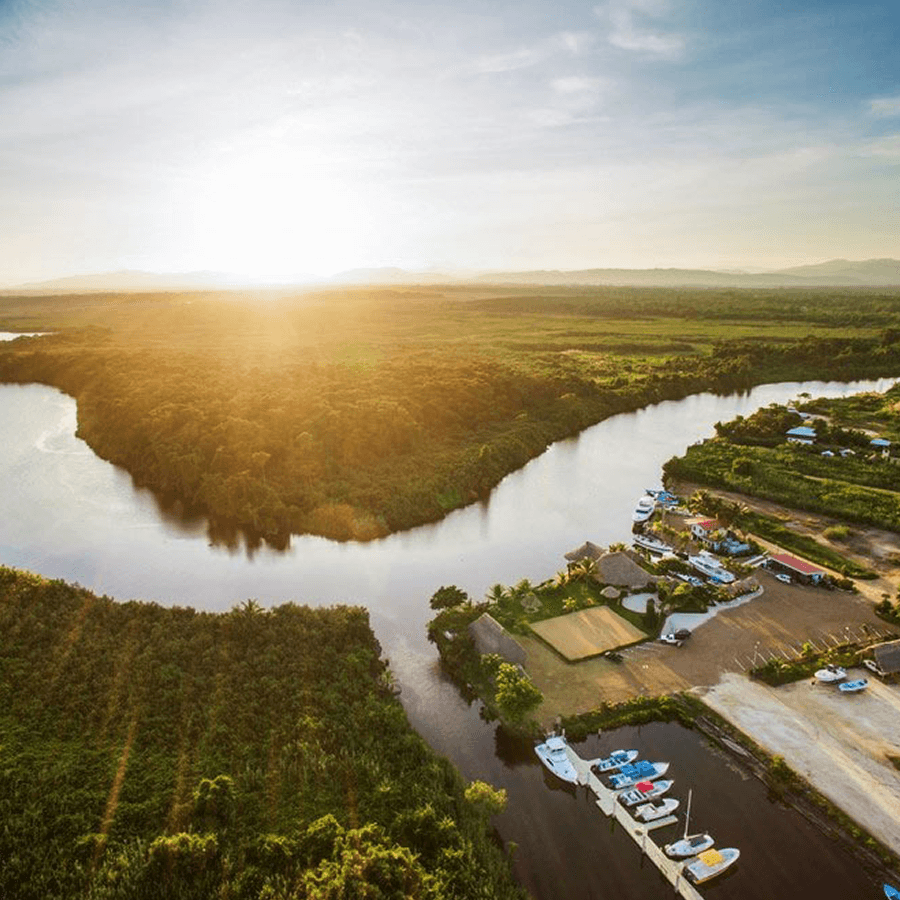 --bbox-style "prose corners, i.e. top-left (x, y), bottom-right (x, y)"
top-left (0, 363), bottom-right (894, 898)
